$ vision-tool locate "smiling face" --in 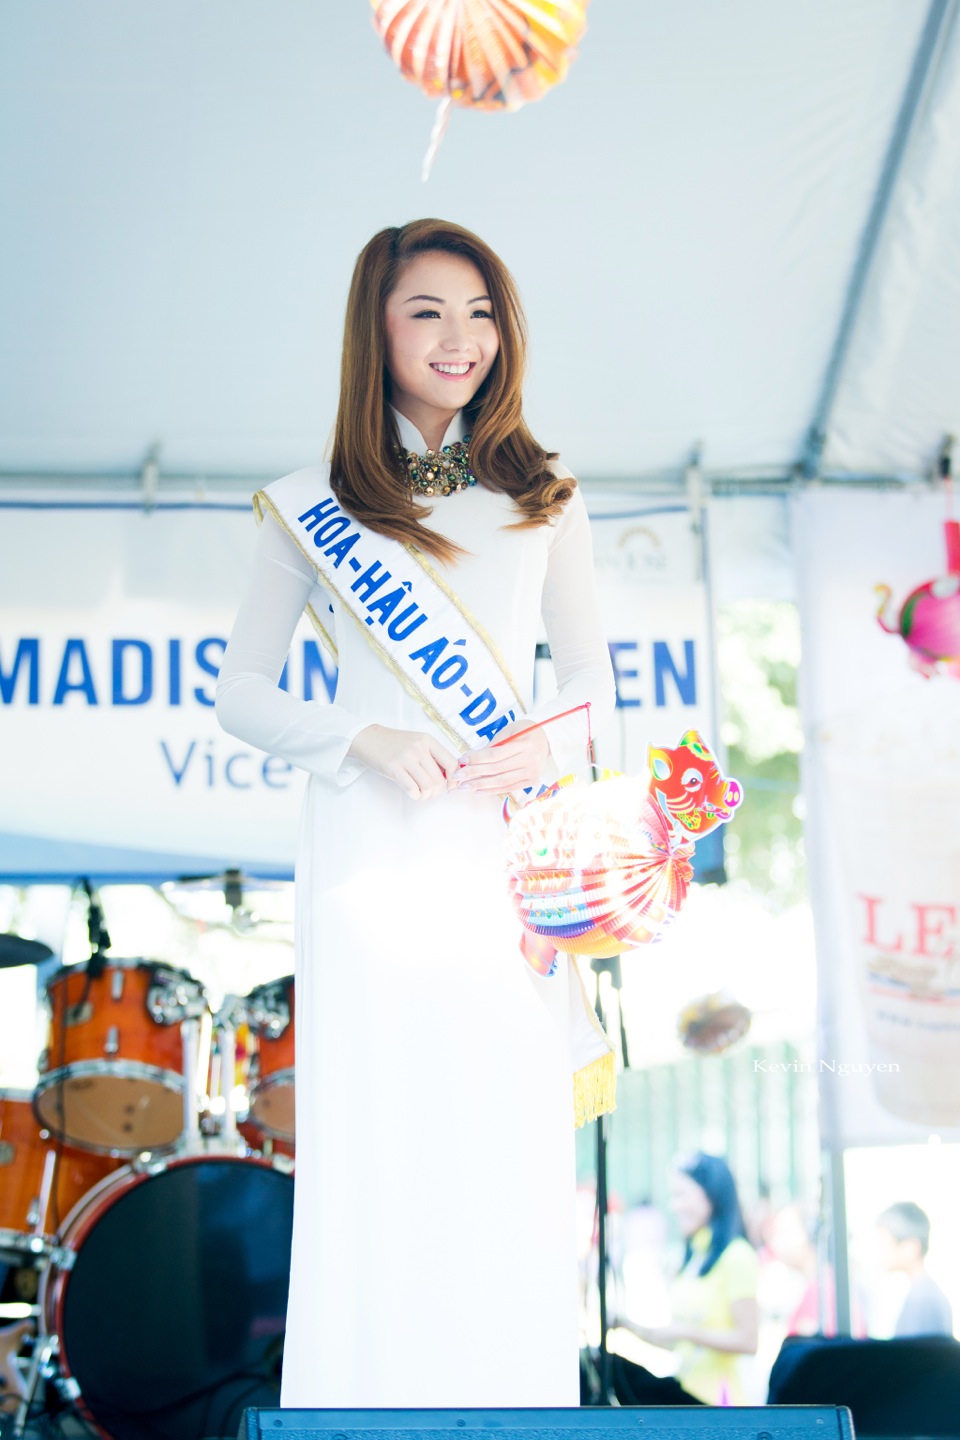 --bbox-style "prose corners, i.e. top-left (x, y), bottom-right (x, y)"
top-left (383, 250), bottom-right (500, 445)
top-left (669, 1170), bottom-right (713, 1238)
